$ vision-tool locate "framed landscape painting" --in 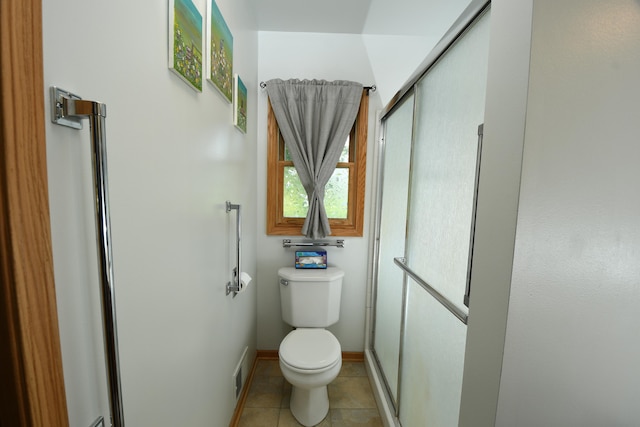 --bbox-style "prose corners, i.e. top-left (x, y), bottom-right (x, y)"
top-left (207, 0), bottom-right (233, 102)
top-left (169, 0), bottom-right (203, 92)
top-left (233, 74), bottom-right (247, 133)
